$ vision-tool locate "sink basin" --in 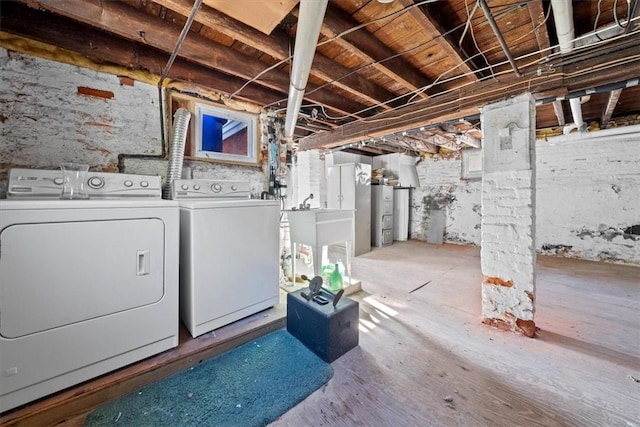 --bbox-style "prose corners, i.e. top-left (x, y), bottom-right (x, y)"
top-left (286, 208), bottom-right (354, 280)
